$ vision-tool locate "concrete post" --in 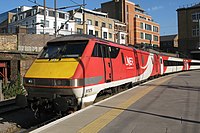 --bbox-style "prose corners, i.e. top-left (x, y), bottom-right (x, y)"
top-left (0, 80), bottom-right (4, 101)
